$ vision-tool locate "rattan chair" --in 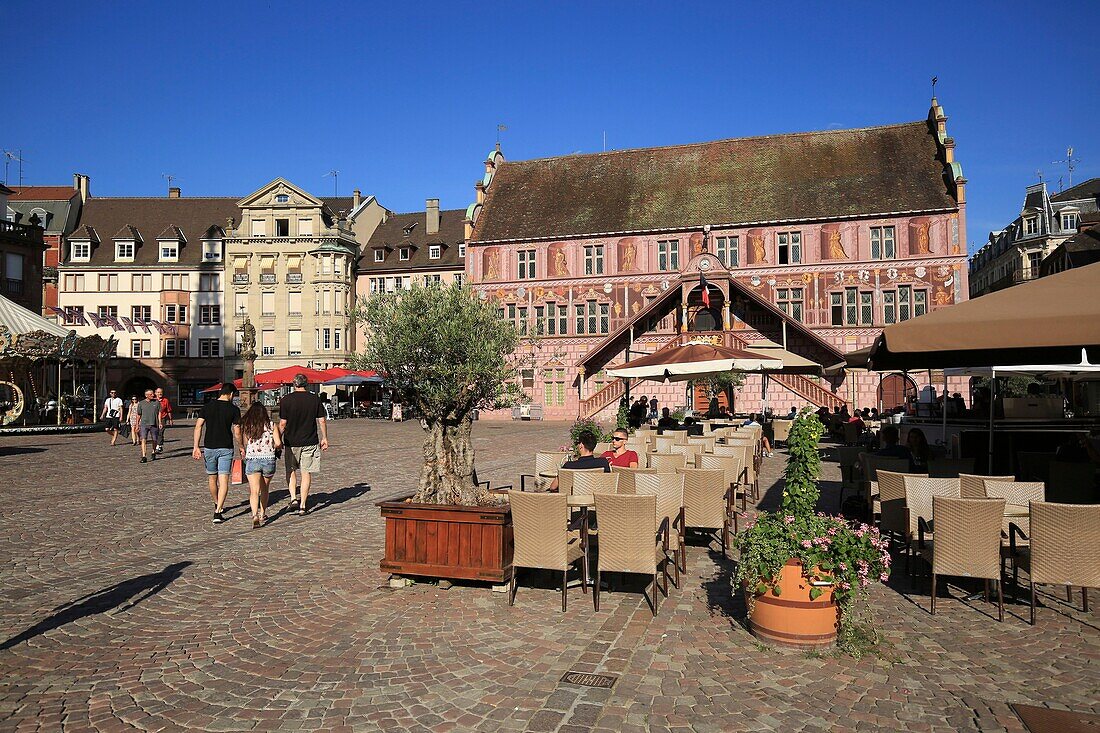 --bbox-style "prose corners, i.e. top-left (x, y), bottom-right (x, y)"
top-left (851, 454), bottom-right (909, 512)
top-left (508, 491), bottom-right (588, 612)
top-left (918, 496), bottom-right (1006, 620)
top-left (555, 467), bottom-right (605, 496)
top-left (667, 443), bottom-right (703, 463)
top-left (694, 453), bottom-right (747, 536)
top-left (678, 466), bottom-right (734, 557)
top-left (927, 457), bottom-right (976, 479)
top-left (648, 452), bottom-right (687, 472)
top-left (713, 443), bottom-right (757, 500)
top-left (1047, 461), bottom-right (1098, 504)
top-left (959, 473), bottom-right (1016, 499)
top-left (901, 475), bottom-right (961, 574)
top-left (1009, 502), bottom-right (1100, 624)
top-left (594, 442), bottom-right (612, 457)
top-left (520, 450), bottom-right (571, 492)
top-left (842, 421), bottom-right (862, 446)
top-left (592, 494), bottom-right (668, 616)
top-left (635, 472), bottom-right (687, 587)
top-left (572, 471), bottom-right (619, 497)
top-left (771, 419), bottom-right (793, 447)
top-left (875, 469), bottom-right (919, 543)
top-left (612, 466), bottom-right (656, 495)
top-left (687, 435), bottom-right (717, 453)
top-left (985, 480), bottom-right (1045, 539)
